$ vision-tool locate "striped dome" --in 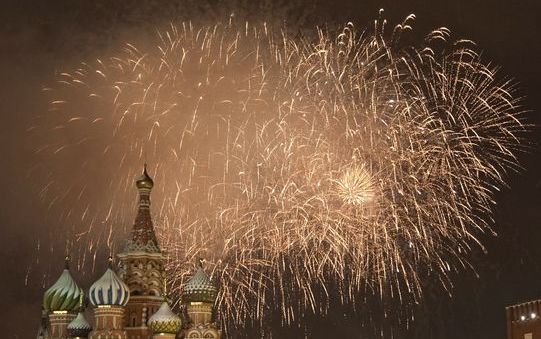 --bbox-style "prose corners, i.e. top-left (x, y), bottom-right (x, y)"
top-left (67, 311), bottom-right (92, 337)
top-left (43, 264), bottom-right (83, 312)
top-left (148, 301), bottom-right (182, 334)
top-left (89, 268), bottom-right (130, 307)
top-left (182, 266), bottom-right (217, 304)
